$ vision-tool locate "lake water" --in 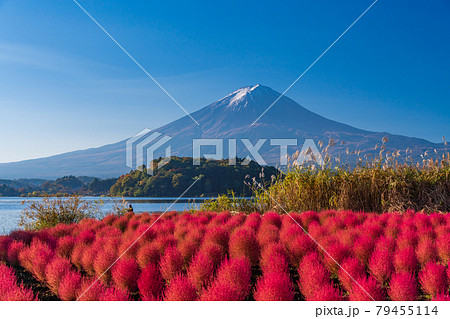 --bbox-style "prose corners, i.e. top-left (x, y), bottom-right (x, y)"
top-left (0, 197), bottom-right (208, 235)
